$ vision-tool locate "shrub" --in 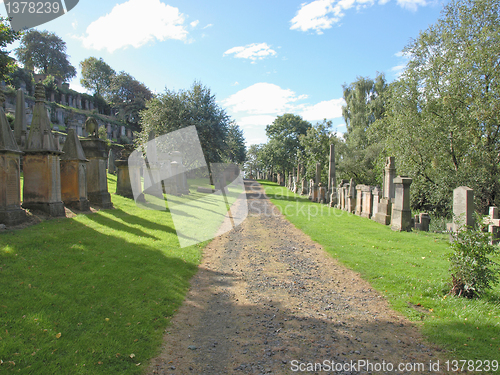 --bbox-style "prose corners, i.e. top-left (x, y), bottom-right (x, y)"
top-left (449, 216), bottom-right (500, 298)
